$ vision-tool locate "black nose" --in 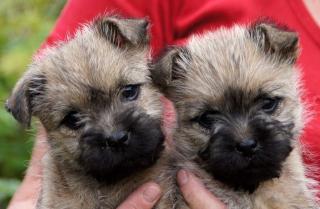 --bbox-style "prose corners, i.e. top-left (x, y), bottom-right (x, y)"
top-left (82, 131), bottom-right (129, 148)
top-left (107, 131), bottom-right (129, 147)
top-left (236, 138), bottom-right (257, 156)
